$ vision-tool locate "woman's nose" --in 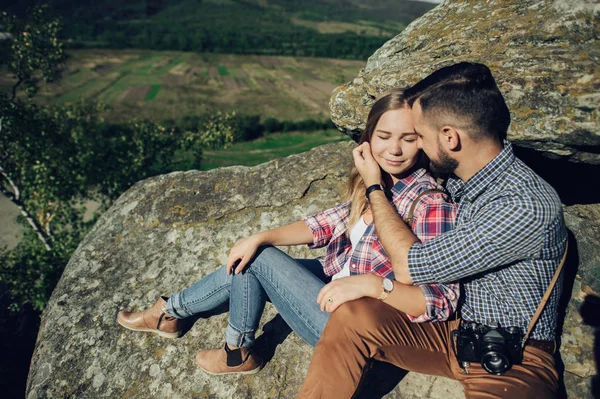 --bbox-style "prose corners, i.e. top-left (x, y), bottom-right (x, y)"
top-left (390, 140), bottom-right (403, 155)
